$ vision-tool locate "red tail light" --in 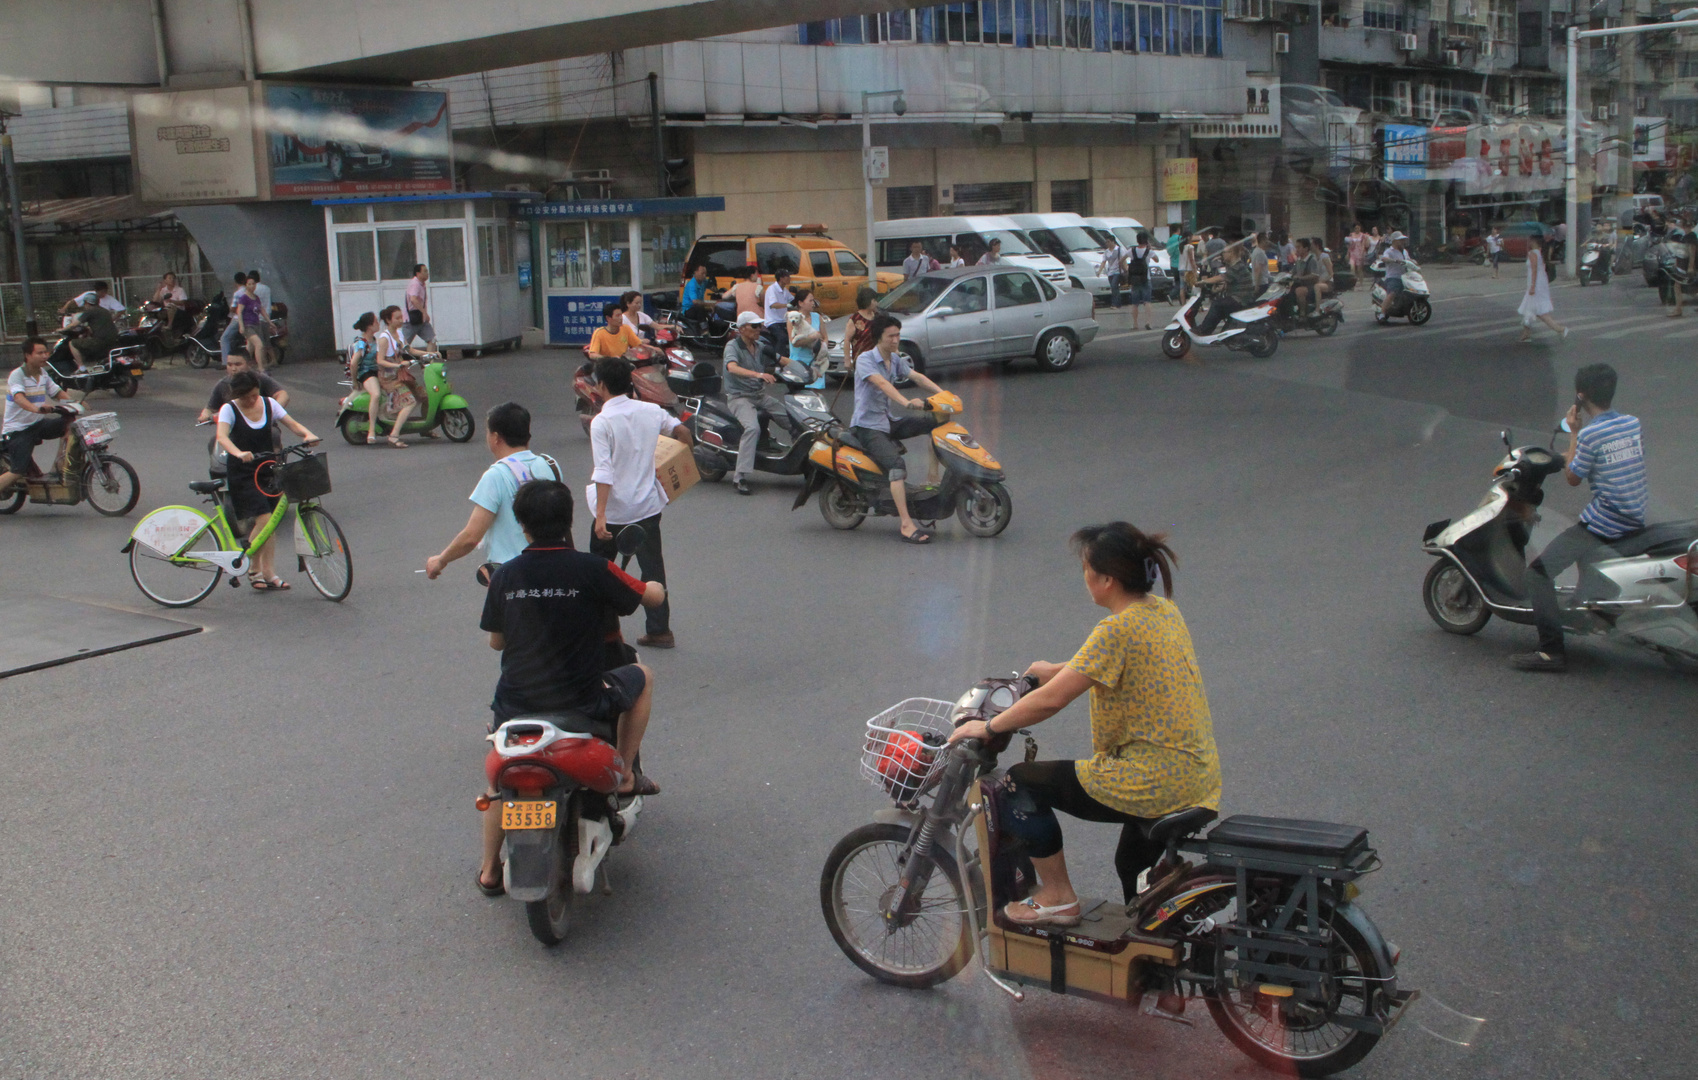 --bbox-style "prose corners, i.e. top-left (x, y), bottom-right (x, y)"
top-left (497, 764), bottom-right (557, 795)
top-left (1677, 554), bottom-right (1693, 572)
